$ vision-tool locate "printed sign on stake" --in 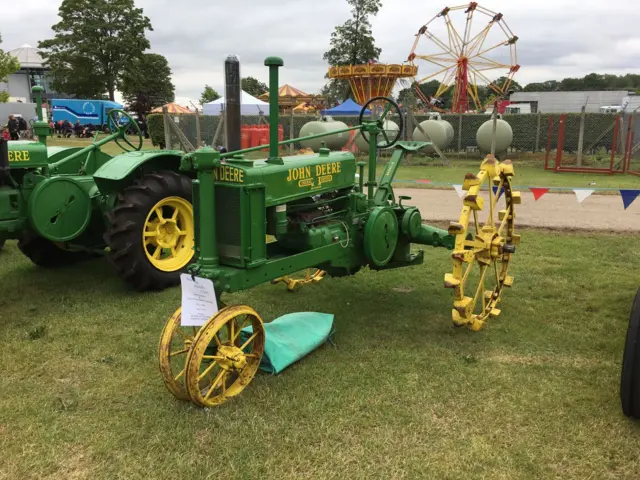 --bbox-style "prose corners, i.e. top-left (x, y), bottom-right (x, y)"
top-left (180, 274), bottom-right (218, 327)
